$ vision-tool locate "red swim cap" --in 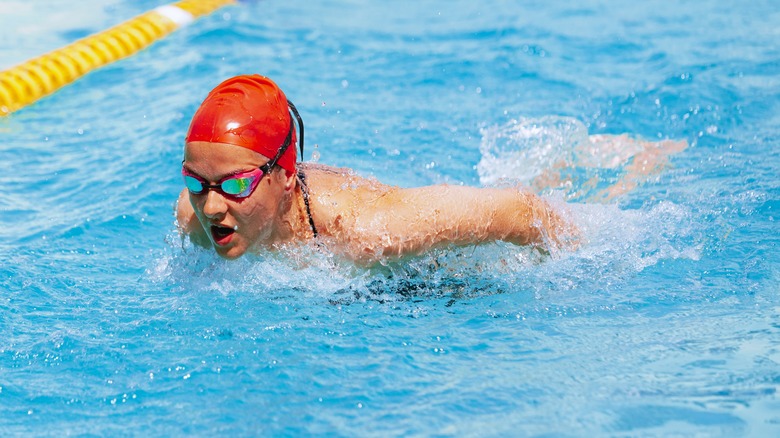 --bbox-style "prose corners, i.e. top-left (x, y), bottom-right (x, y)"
top-left (185, 75), bottom-right (297, 175)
